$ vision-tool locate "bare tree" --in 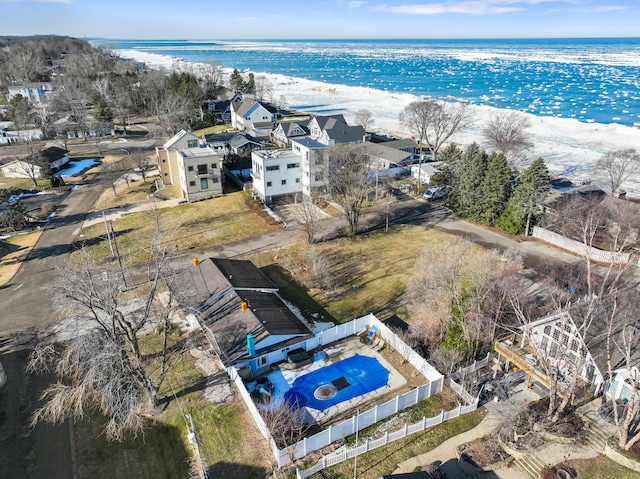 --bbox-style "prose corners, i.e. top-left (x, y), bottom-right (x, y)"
top-left (399, 99), bottom-right (471, 187)
top-left (603, 292), bottom-right (640, 451)
top-left (130, 150), bottom-right (151, 183)
top-left (324, 144), bottom-right (372, 236)
top-left (259, 401), bottom-right (309, 456)
top-left (354, 108), bottom-right (375, 133)
top-left (254, 76), bottom-right (274, 103)
top-left (399, 99), bottom-right (471, 162)
top-left (292, 197), bottom-right (324, 244)
top-left (28, 213), bottom-right (196, 439)
top-left (500, 194), bottom-right (640, 427)
top-left (482, 110), bottom-right (533, 167)
top-left (596, 149), bottom-right (640, 195)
